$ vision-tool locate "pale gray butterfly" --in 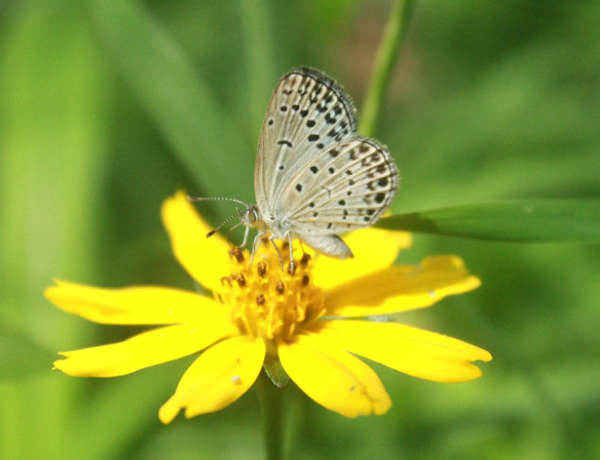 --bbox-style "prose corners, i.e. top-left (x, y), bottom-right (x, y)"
top-left (191, 67), bottom-right (399, 270)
